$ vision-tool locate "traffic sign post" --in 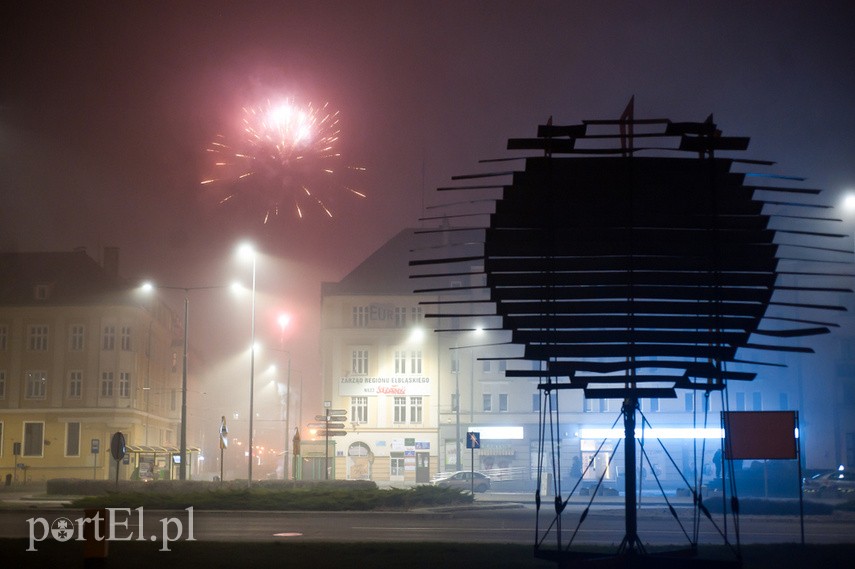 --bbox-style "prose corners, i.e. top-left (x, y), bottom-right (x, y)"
top-left (219, 416), bottom-right (228, 483)
top-left (110, 432), bottom-right (126, 486)
top-left (319, 406), bottom-right (348, 480)
top-left (466, 432), bottom-right (481, 495)
top-left (12, 442), bottom-right (21, 483)
top-left (91, 438), bottom-right (100, 480)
